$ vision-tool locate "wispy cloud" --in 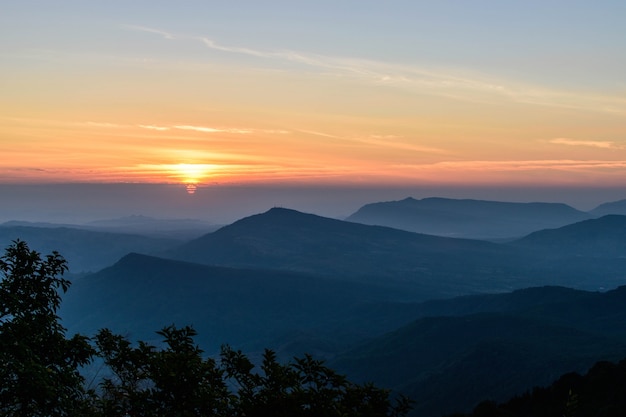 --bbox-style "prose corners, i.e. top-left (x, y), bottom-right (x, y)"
top-left (398, 159), bottom-right (626, 172)
top-left (297, 129), bottom-right (445, 154)
top-left (173, 125), bottom-right (252, 134)
top-left (123, 25), bottom-right (626, 115)
top-left (550, 138), bottom-right (622, 149)
top-left (138, 124), bottom-right (170, 131)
